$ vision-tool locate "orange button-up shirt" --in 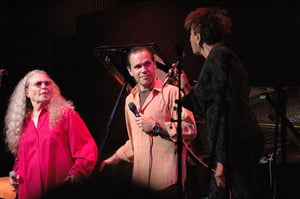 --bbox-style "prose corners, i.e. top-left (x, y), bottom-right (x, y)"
top-left (116, 79), bottom-right (197, 190)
